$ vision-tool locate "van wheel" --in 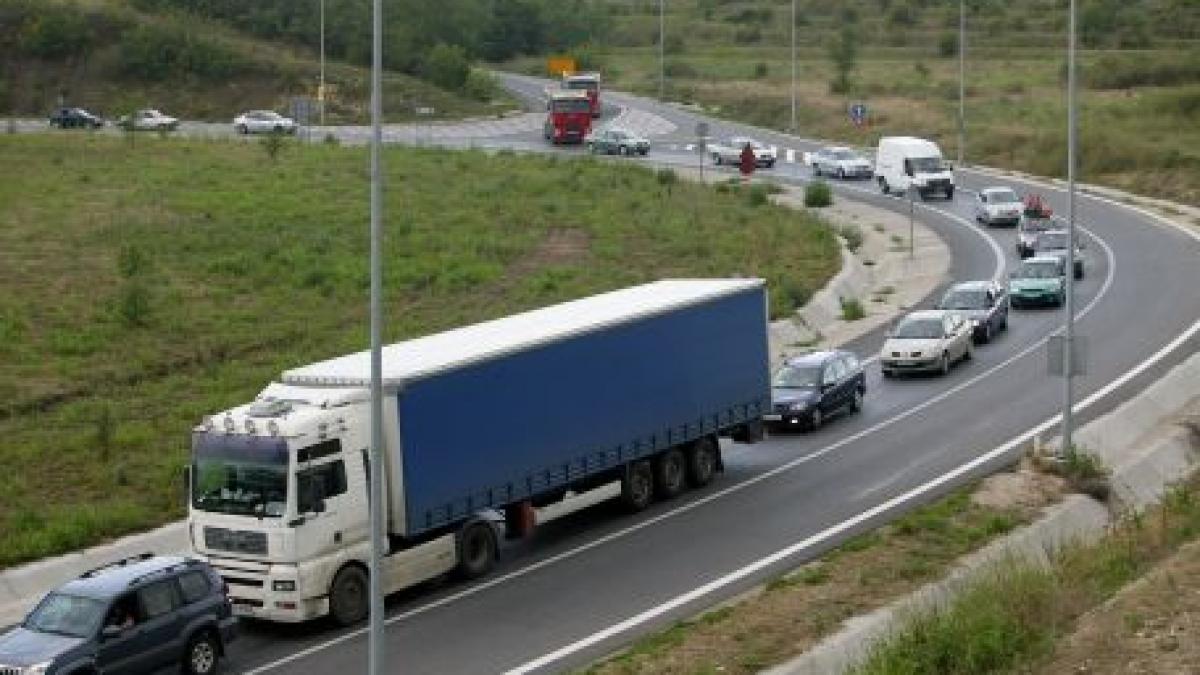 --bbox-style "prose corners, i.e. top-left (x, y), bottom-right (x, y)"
top-left (183, 629), bottom-right (219, 675)
top-left (686, 436), bottom-right (719, 488)
top-left (456, 519), bottom-right (498, 580)
top-left (621, 460), bottom-right (654, 511)
top-left (329, 565), bottom-right (368, 626)
top-left (654, 449), bottom-right (687, 499)
top-left (879, 178), bottom-right (890, 195)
